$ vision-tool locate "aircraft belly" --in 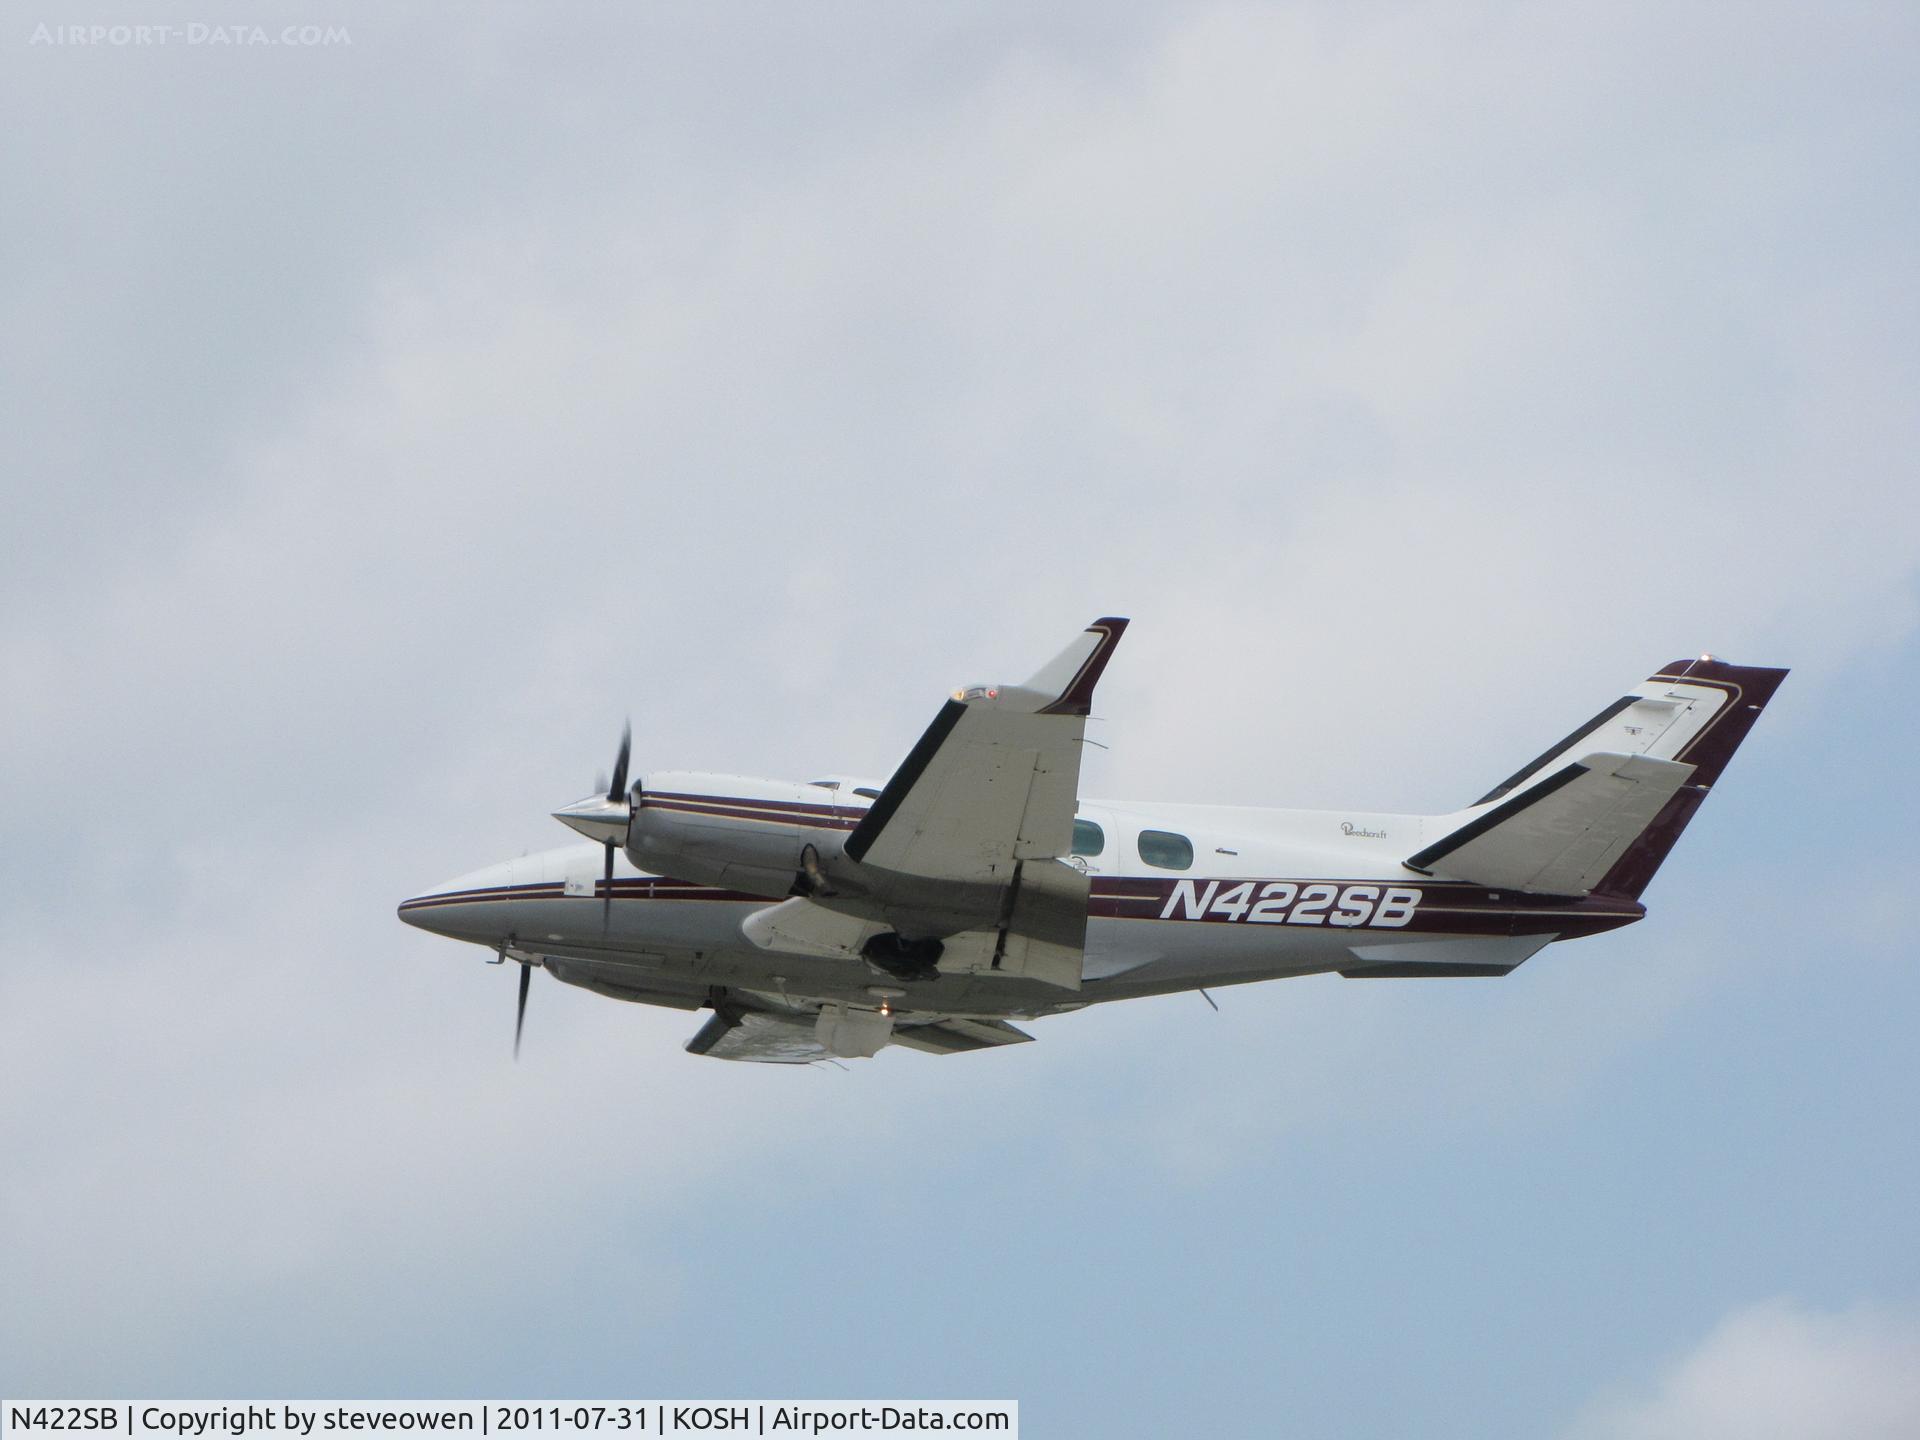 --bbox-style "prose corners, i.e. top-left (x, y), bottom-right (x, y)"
top-left (467, 877), bottom-right (1572, 1023)
top-left (517, 895), bottom-right (1082, 1019)
top-left (1079, 912), bottom-right (1529, 997)
top-left (517, 896), bottom-right (753, 958)
top-left (601, 905), bottom-right (1423, 1004)
top-left (1082, 915), bottom-right (1356, 983)
top-left (520, 881), bottom-right (1570, 1019)
top-left (709, 954), bottom-right (1072, 1015)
